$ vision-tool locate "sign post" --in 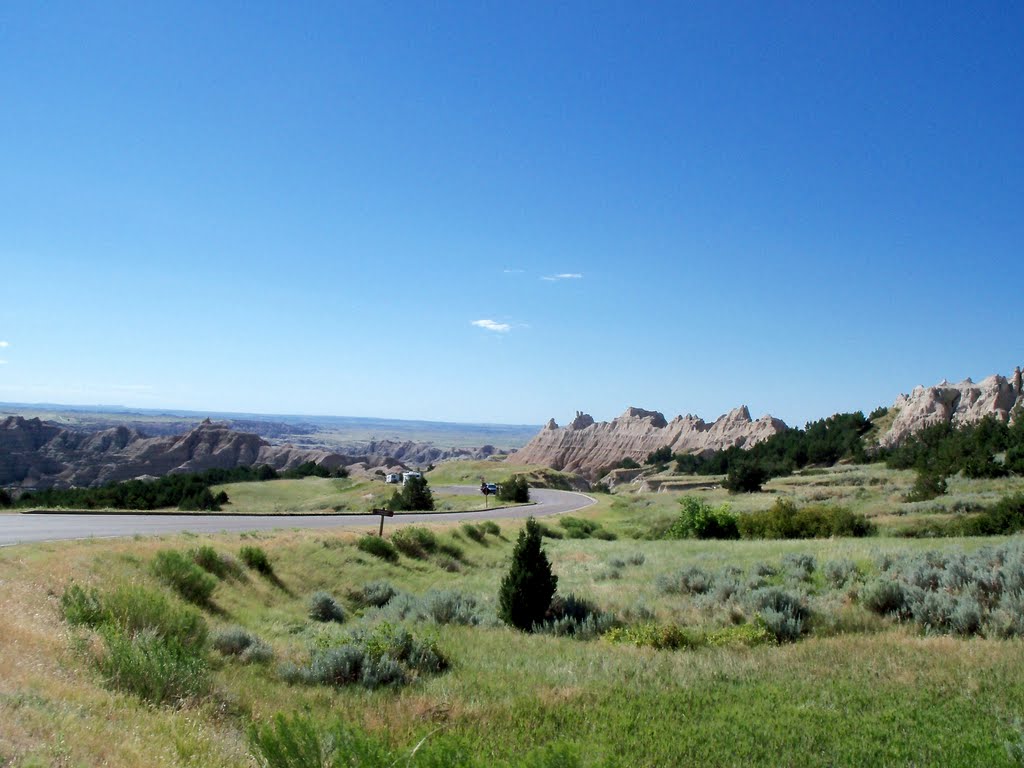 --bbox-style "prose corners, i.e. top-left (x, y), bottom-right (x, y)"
top-left (480, 480), bottom-right (490, 508)
top-left (372, 507), bottom-right (394, 536)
